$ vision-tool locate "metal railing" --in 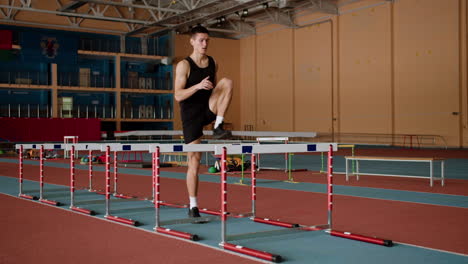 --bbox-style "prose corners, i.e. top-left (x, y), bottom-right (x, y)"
top-left (59, 104), bottom-right (115, 119)
top-left (78, 37), bottom-right (169, 56)
top-left (0, 71), bottom-right (50, 86)
top-left (58, 72), bottom-right (115, 88)
top-left (121, 105), bottom-right (173, 120)
top-left (0, 104), bottom-right (51, 118)
top-left (121, 75), bottom-right (172, 90)
top-left (79, 38), bottom-right (120, 53)
top-left (313, 132), bottom-right (448, 149)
